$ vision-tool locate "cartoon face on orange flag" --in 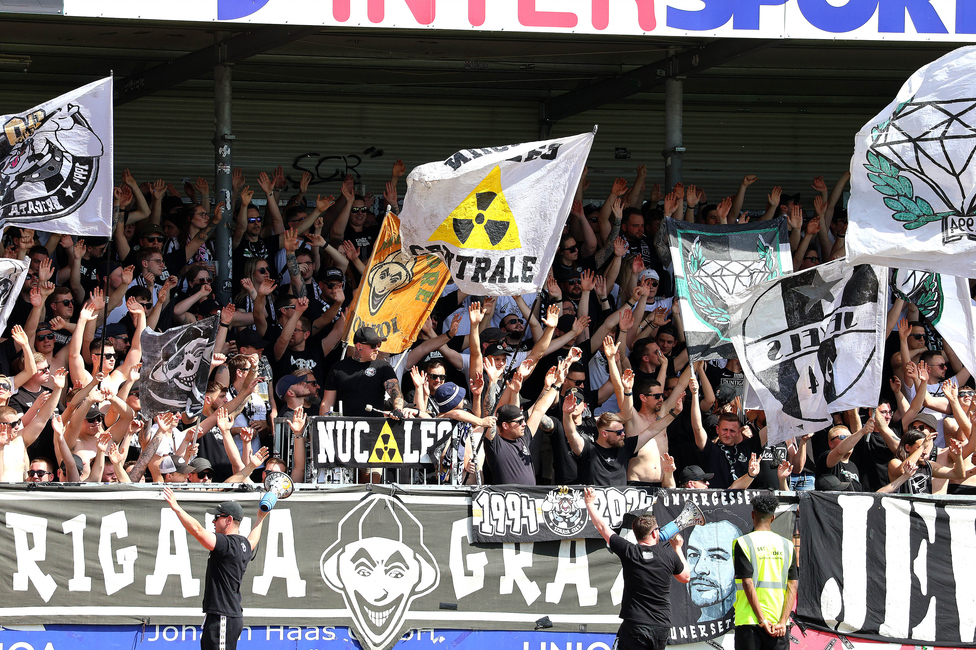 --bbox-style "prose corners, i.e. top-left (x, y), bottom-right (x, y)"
top-left (344, 213), bottom-right (451, 354)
